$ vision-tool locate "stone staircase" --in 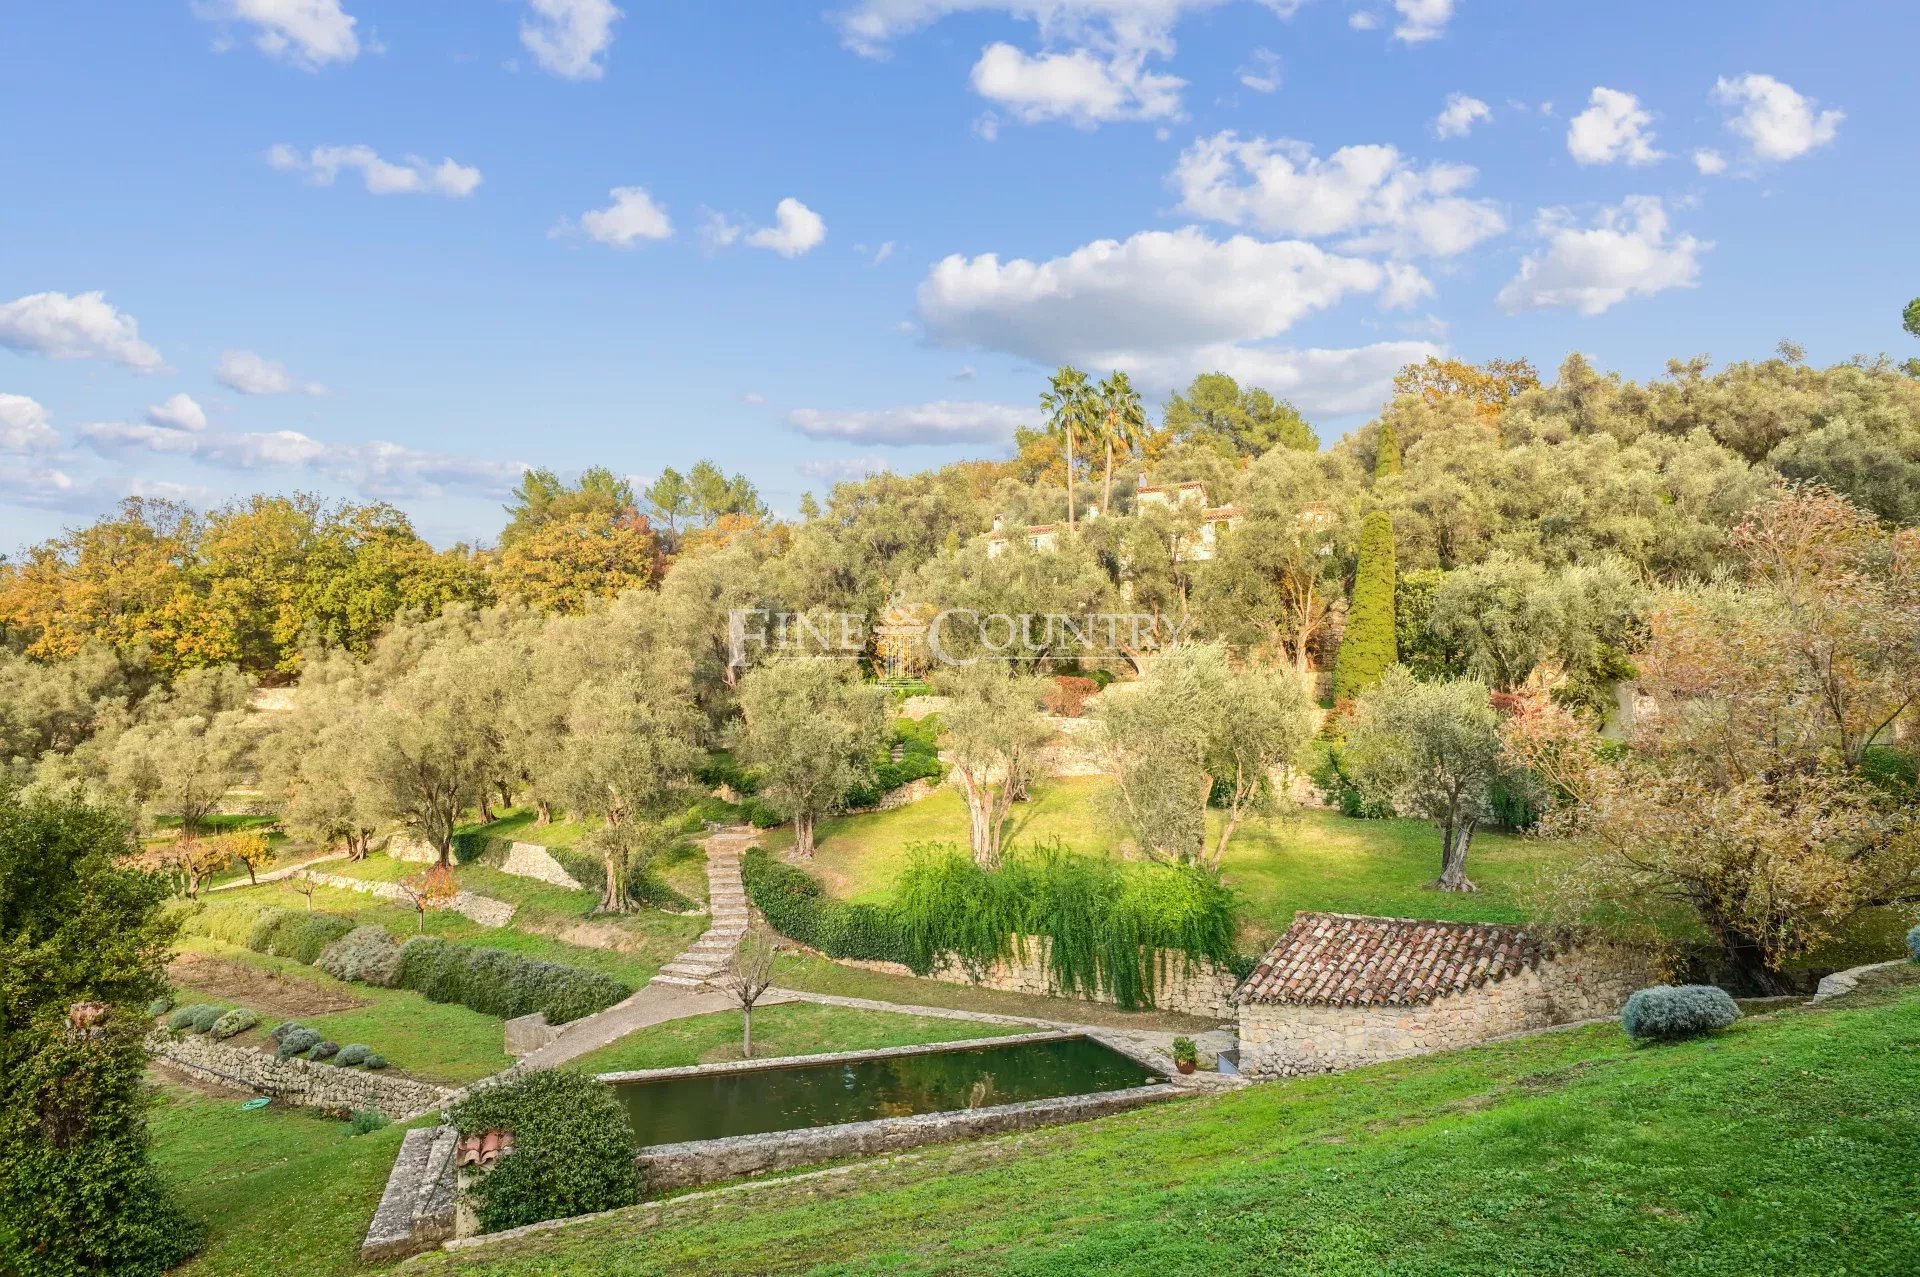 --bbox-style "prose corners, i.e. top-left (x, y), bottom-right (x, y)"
top-left (648, 829), bottom-right (754, 991)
